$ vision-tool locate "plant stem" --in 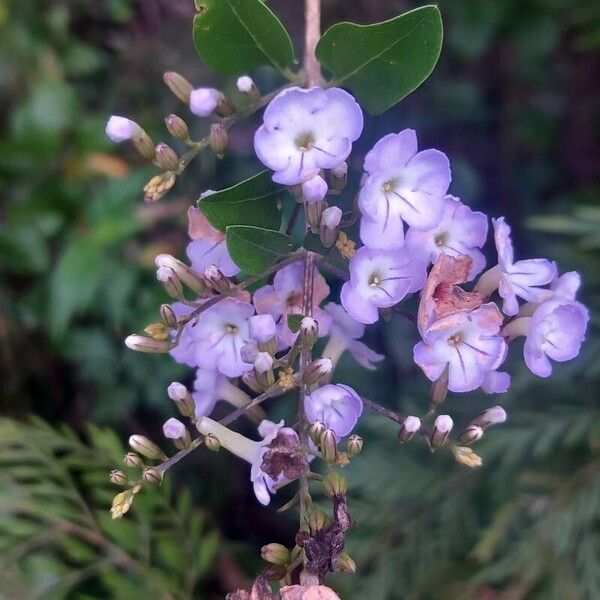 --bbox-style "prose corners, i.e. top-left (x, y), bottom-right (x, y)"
top-left (304, 0), bottom-right (323, 87)
top-left (361, 396), bottom-right (404, 424)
